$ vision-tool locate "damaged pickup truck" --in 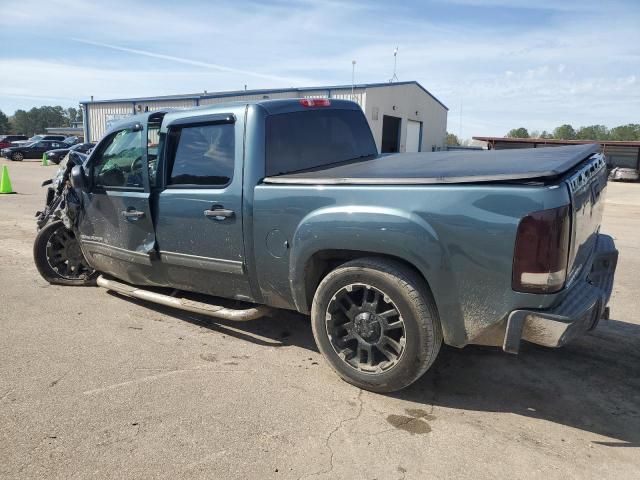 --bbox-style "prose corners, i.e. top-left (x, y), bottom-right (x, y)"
top-left (33, 99), bottom-right (618, 392)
